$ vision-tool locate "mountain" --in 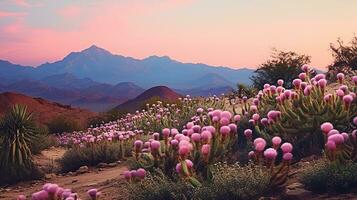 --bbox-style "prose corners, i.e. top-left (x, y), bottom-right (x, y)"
top-left (116, 86), bottom-right (182, 112)
top-left (177, 86), bottom-right (234, 97)
top-left (40, 73), bottom-right (100, 89)
top-left (0, 92), bottom-right (96, 128)
top-left (186, 73), bottom-right (235, 89)
top-left (34, 45), bottom-right (253, 88)
top-left (0, 60), bottom-right (36, 84)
